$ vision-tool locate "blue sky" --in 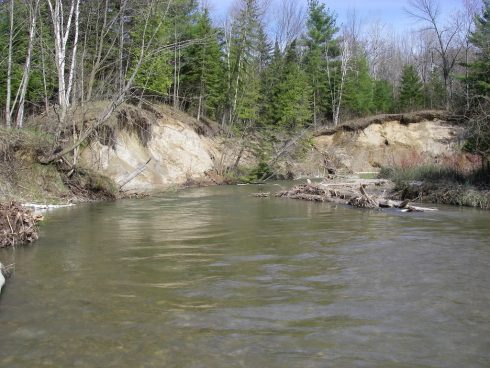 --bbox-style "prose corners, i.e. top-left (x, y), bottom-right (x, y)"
top-left (207, 0), bottom-right (465, 32)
